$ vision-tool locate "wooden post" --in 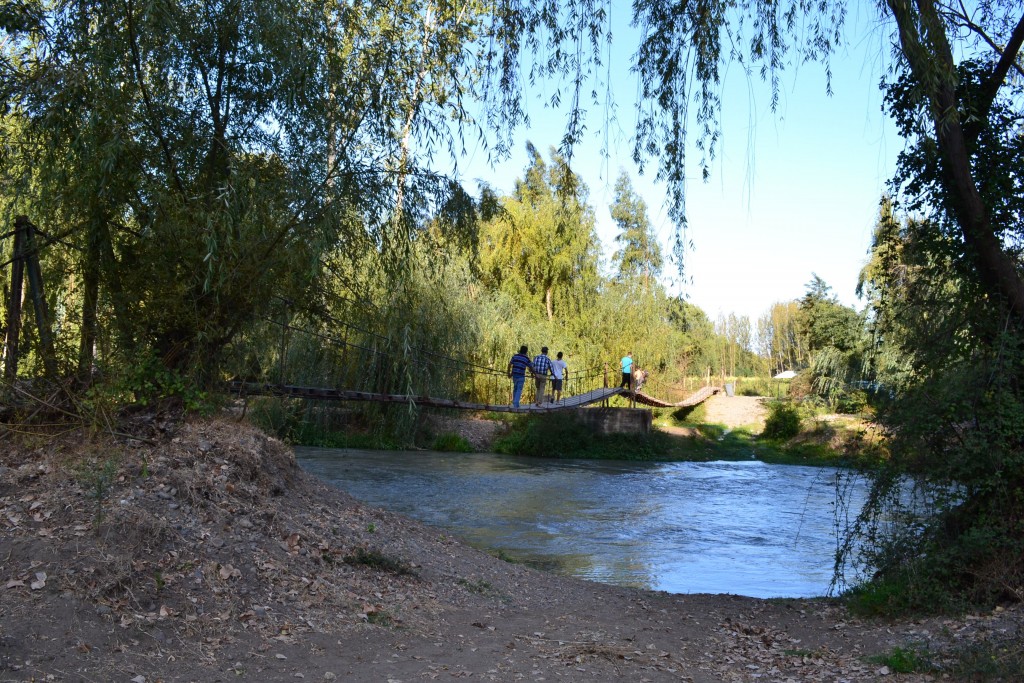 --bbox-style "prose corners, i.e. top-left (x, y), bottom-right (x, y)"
top-left (603, 362), bottom-right (608, 407)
